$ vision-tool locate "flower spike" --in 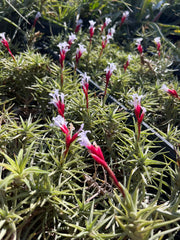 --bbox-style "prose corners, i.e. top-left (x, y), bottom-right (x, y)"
top-left (33, 12), bottom-right (41, 28)
top-left (57, 42), bottom-right (69, 69)
top-left (76, 44), bottom-right (87, 65)
top-left (124, 55), bottom-right (132, 72)
top-left (78, 130), bottom-right (125, 197)
top-left (120, 11), bottom-right (129, 27)
top-left (0, 32), bottom-right (15, 61)
top-left (75, 19), bottom-right (83, 34)
top-left (53, 115), bottom-right (68, 134)
top-left (49, 89), bottom-right (65, 117)
top-left (154, 37), bottom-right (161, 57)
top-left (53, 115), bottom-right (84, 156)
top-left (68, 33), bottom-right (77, 49)
top-left (161, 84), bottom-right (180, 99)
top-left (80, 72), bottom-right (90, 109)
top-left (89, 20), bottom-right (96, 41)
top-left (108, 27), bottom-right (116, 37)
top-left (135, 38), bottom-right (143, 55)
top-left (100, 17), bottom-right (111, 33)
top-left (104, 63), bottom-right (116, 97)
top-left (131, 93), bottom-right (146, 140)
